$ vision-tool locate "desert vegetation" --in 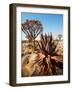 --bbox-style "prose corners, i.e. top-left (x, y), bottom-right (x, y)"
top-left (21, 20), bottom-right (63, 77)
